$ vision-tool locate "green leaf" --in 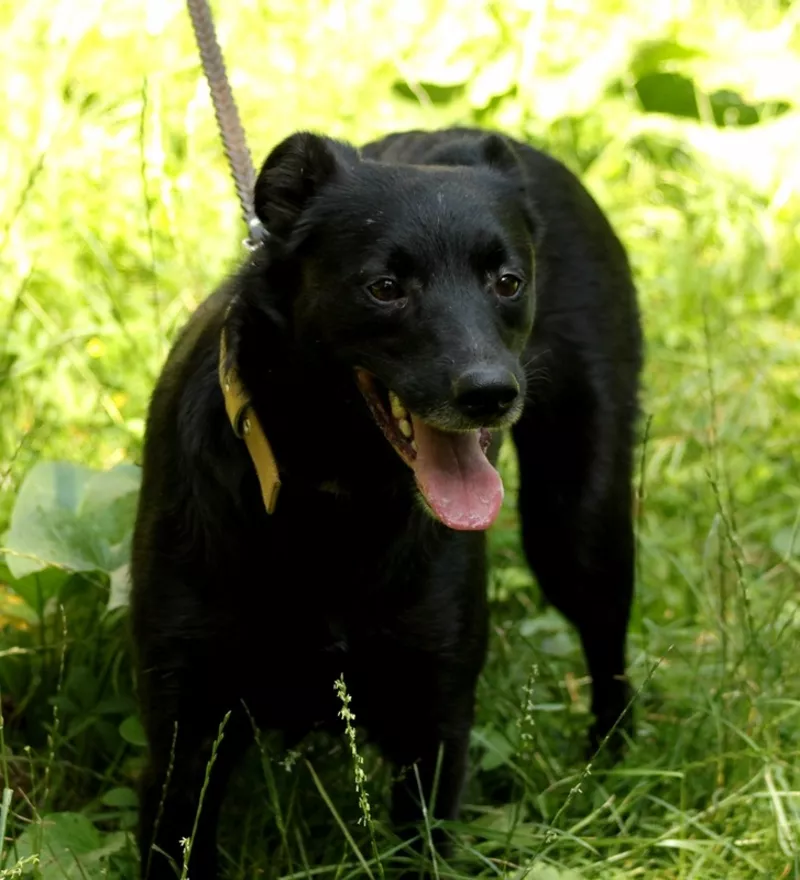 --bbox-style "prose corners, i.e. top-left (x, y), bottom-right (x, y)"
top-left (79, 464), bottom-right (140, 516)
top-left (707, 89), bottom-right (791, 127)
top-left (80, 465), bottom-right (141, 566)
top-left (634, 72), bottom-right (700, 119)
top-left (6, 506), bottom-right (109, 579)
top-left (629, 38), bottom-right (705, 79)
top-left (101, 786), bottom-right (139, 808)
top-left (4, 460), bottom-right (141, 579)
top-left (0, 562), bottom-right (60, 624)
top-left (14, 812), bottom-right (101, 875)
top-left (77, 829), bottom-right (132, 863)
top-left (473, 725), bottom-right (517, 771)
top-left (119, 714), bottom-right (148, 747)
top-left (2, 567), bottom-right (70, 616)
top-left (10, 462), bottom-right (95, 522)
top-left (13, 817), bottom-right (132, 877)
